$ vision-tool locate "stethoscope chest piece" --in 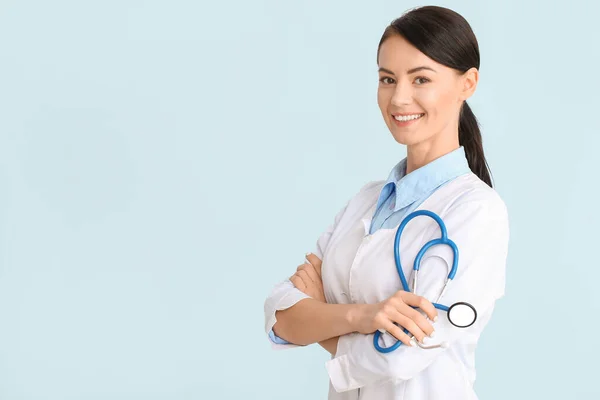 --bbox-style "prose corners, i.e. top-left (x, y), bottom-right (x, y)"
top-left (446, 302), bottom-right (477, 328)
